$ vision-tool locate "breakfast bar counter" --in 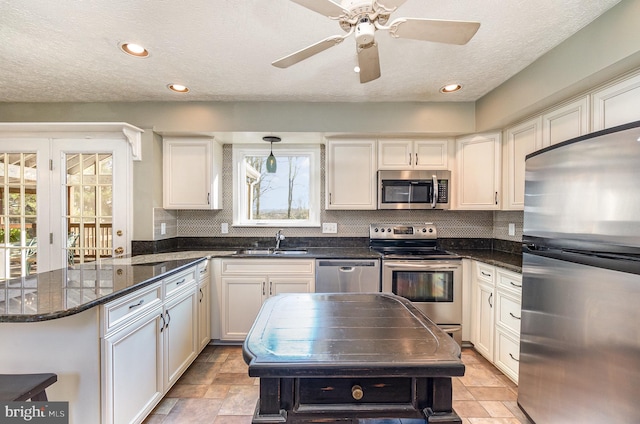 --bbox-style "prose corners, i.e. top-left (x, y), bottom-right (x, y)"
top-left (243, 293), bottom-right (465, 423)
